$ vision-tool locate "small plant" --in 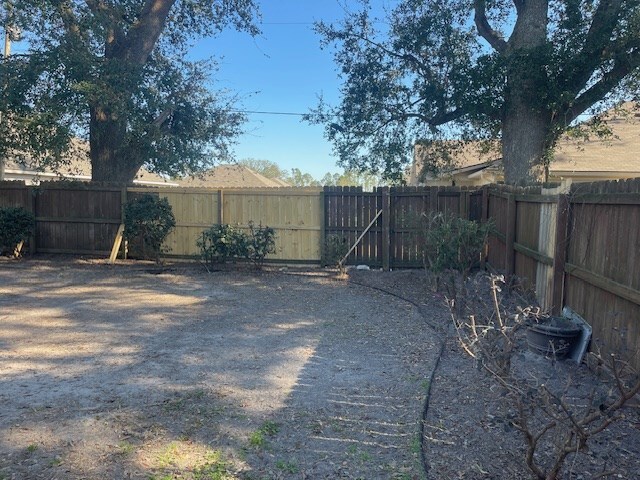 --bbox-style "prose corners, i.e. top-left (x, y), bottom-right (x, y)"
top-left (248, 421), bottom-right (280, 449)
top-left (197, 224), bottom-right (248, 266)
top-left (258, 420), bottom-right (279, 436)
top-left (198, 222), bottom-right (276, 269)
top-left (275, 459), bottom-right (299, 474)
top-left (246, 221), bottom-right (277, 268)
top-left (248, 430), bottom-right (265, 448)
top-left (26, 444), bottom-right (38, 453)
top-left (117, 441), bottom-right (135, 455)
top-left (323, 234), bottom-right (349, 272)
top-left (418, 212), bottom-right (493, 277)
top-left (0, 206), bottom-right (35, 256)
top-left (123, 194), bottom-right (176, 264)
